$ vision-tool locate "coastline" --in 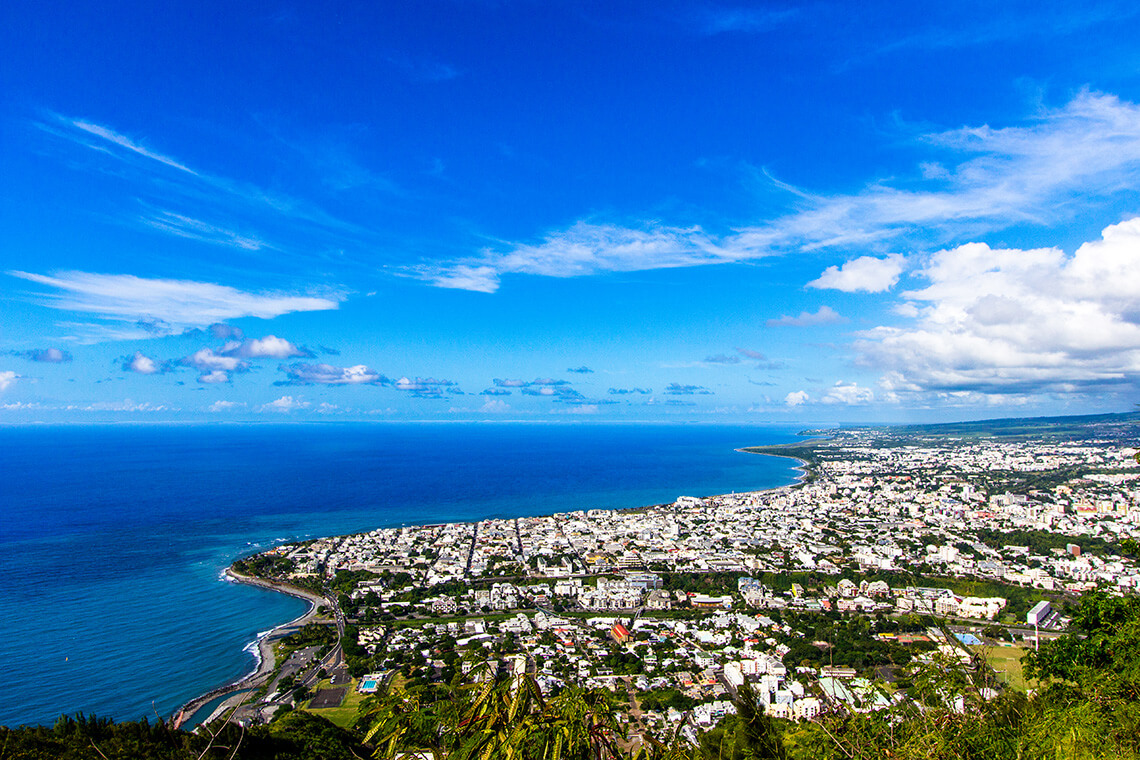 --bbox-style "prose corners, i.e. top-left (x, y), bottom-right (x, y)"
top-left (179, 444), bottom-right (814, 728)
top-left (736, 448), bottom-right (811, 484)
top-left (170, 570), bottom-right (328, 729)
